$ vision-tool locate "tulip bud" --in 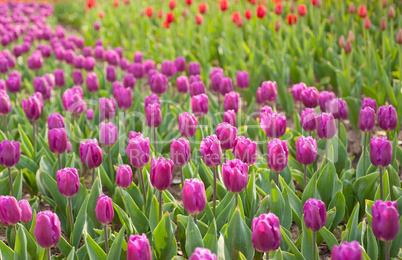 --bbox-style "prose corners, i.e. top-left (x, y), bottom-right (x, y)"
top-left (85, 72), bottom-right (99, 93)
top-left (189, 248), bottom-right (217, 260)
top-left (388, 7), bottom-right (395, 19)
top-left (150, 157), bottom-right (174, 191)
top-left (329, 13), bottom-right (335, 24)
top-left (48, 128), bottom-right (68, 155)
top-left (347, 30), bottom-right (355, 43)
top-left (267, 139), bottom-right (288, 172)
top-left (317, 113), bottom-right (336, 140)
top-left (94, 46), bottom-right (104, 60)
top-left (358, 107), bottom-right (375, 132)
top-left (303, 198), bottom-right (326, 232)
top-left (251, 213), bottom-right (281, 252)
top-left (222, 159), bottom-right (248, 193)
top-left (95, 194), bottom-right (114, 225)
top-left (236, 71), bottom-right (249, 90)
top-left (174, 56), bottom-right (186, 73)
top-left (0, 196), bottom-right (21, 225)
top-left (363, 17), bottom-right (371, 29)
top-left (370, 137), bottom-right (392, 167)
top-left (143, 60), bottom-right (155, 74)
top-left (292, 82), bottom-right (307, 102)
top-left (210, 67), bottom-right (224, 92)
top-left (133, 51), bottom-right (143, 63)
top-left (297, 4), bottom-right (307, 16)
top-left (0, 140), bottom-right (20, 168)
top-left (106, 65), bottom-right (117, 82)
top-left (377, 105), bottom-right (397, 131)
top-left (245, 9), bottom-right (253, 20)
top-left (200, 135), bottom-right (222, 168)
top-left (338, 35), bottom-right (346, 48)
top-left (54, 69), bottom-right (66, 88)
top-left (182, 178), bottom-right (206, 215)
top-left (161, 60), bottom-right (176, 78)
top-left (0, 90), bottom-right (11, 115)
top-left (274, 20), bottom-right (280, 32)
top-left (176, 76), bottom-right (189, 93)
top-left (296, 136), bottom-right (317, 165)
top-left (63, 87), bottom-right (86, 114)
top-left (79, 139), bottom-right (103, 169)
top-left (191, 94), bottom-right (209, 117)
top-left (6, 71), bottom-right (21, 93)
top-left (382, 0), bottom-right (387, 8)
top-left (233, 136), bottom-right (257, 166)
top-left (344, 41), bottom-right (352, 54)
top-left (380, 17), bottom-right (386, 31)
top-left (329, 98), bottom-right (348, 120)
top-left (170, 138), bottom-right (191, 167)
top-left (301, 87), bottom-right (319, 108)
top-left (145, 103), bottom-right (162, 128)
top-left (56, 168), bottom-right (80, 197)
top-left (33, 77), bottom-right (51, 101)
top-left (150, 73), bottom-right (168, 95)
top-left (116, 165), bottom-right (133, 188)
top-left (223, 110), bottom-right (236, 127)
top-left (86, 109), bottom-right (94, 121)
top-left (127, 234), bottom-right (152, 260)
top-left (216, 122), bottom-right (238, 150)
top-left (100, 122), bottom-right (118, 147)
top-left (99, 97), bottom-right (116, 120)
top-left (18, 200), bottom-right (32, 223)
top-left (397, 29), bottom-right (402, 45)
top-left (224, 91), bottom-right (240, 113)
top-left (260, 112), bottom-right (286, 138)
top-left (259, 106), bottom-right (273, 122)
top-left (361, 97), bottom-right (377, 112)
top-left (260, 81), bottom-right (277, 102)
top-left (178, 112), bottom-right (198, 138)
top-left (256, 5), bottom-right (266, 18)
top-left (331, 241), bottom-right (362, 260)
top-left (190, 81), bottom-right (206, 97)
top-left (357, 5), bottom-right (367, 18)
top-left (34, 211), bottom-right (61, 248)
top-left (318, 91), bottom-right (336, 112)
top-left (126, 135), bottom-right (150, 168)
top-left (188, 62), bottom-right (201, 76)
top-left (372, 200), bottom-right (400, 241)
top-left (219, 77), bottom-right (233, 96)
top-left (114, 84), bottom-right (132, 110)
top-left (22, 93), bottom-right (43, 121)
